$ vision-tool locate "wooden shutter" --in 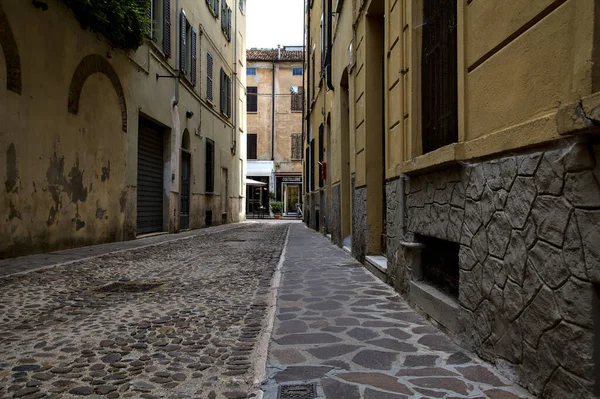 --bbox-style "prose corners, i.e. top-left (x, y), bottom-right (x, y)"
top-left (191, 28), bottom-right (197, 85)
top-left (215, 0), bottom-right (220, 17)
top-left (219, 68), bottom-right (224, 113)
top-left (180, 11), bottom-right (187, 74)
top-left (163, 0), bottom-right (172, 57)
top-left (227, 8), bottom-right (232, 41)
top-left (247, 86), bottom-right (257, 112)
top-left (247, 134), bottom-right (257, 159)
top-left (226, 76), bottom-right (232, 117)
top-left (207, 53), bottom-right (213, 101)
top-left (206, 139), bottom-right (215, 192)
top-left (318, 124), bottom-right (324, 187)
